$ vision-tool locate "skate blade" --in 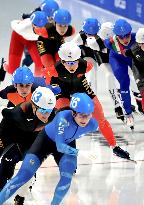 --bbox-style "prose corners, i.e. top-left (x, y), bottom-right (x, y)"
top-left (128, 158), bottom-right (137, 164)
top-left (114, 155), bottom-right (137, 164)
